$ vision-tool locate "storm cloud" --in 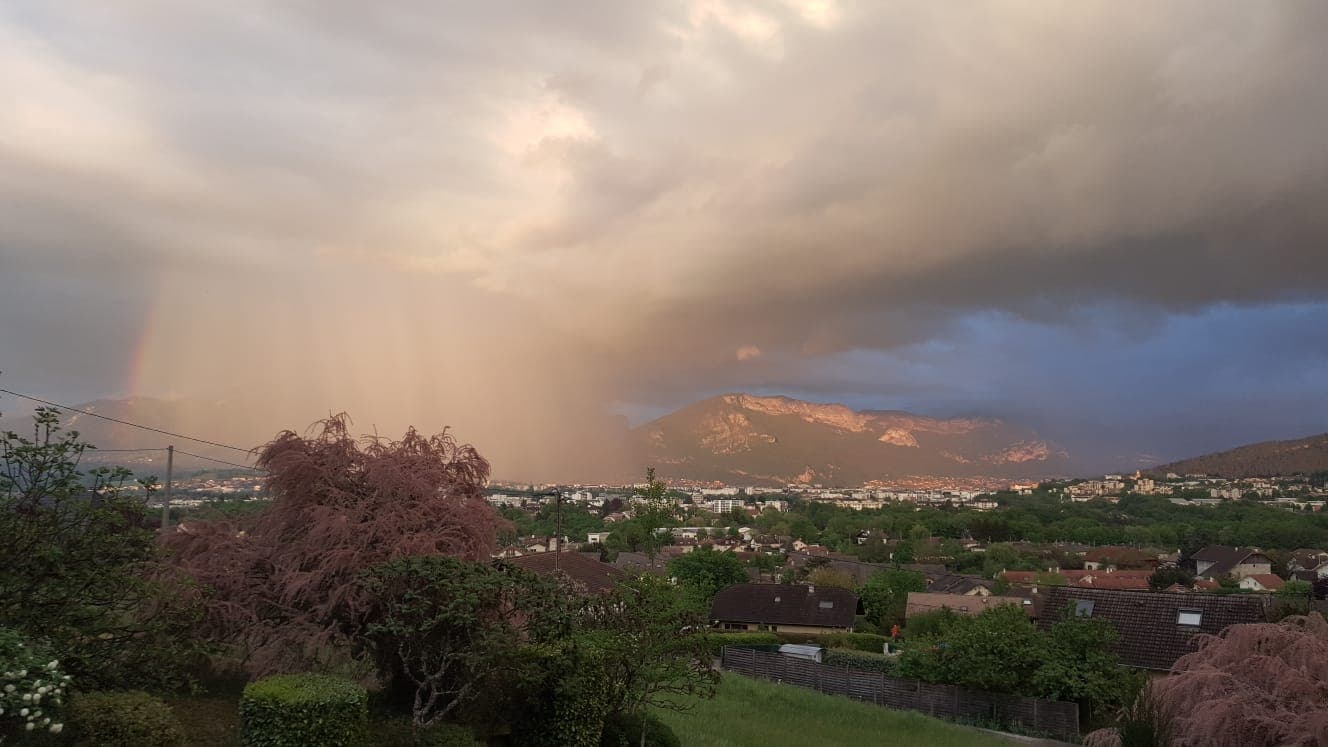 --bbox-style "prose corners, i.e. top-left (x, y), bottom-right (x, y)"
top-left (2, 1), bottom-right (1327, 477)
